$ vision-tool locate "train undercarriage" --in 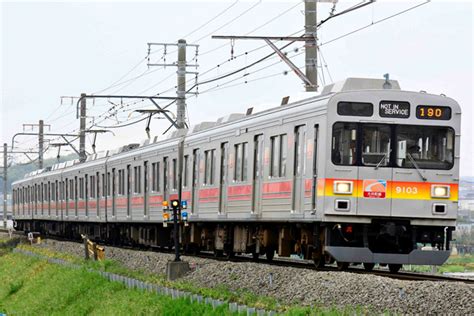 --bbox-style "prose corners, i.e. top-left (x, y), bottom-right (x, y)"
top-left (15, 219), bottom-right (454, 273)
